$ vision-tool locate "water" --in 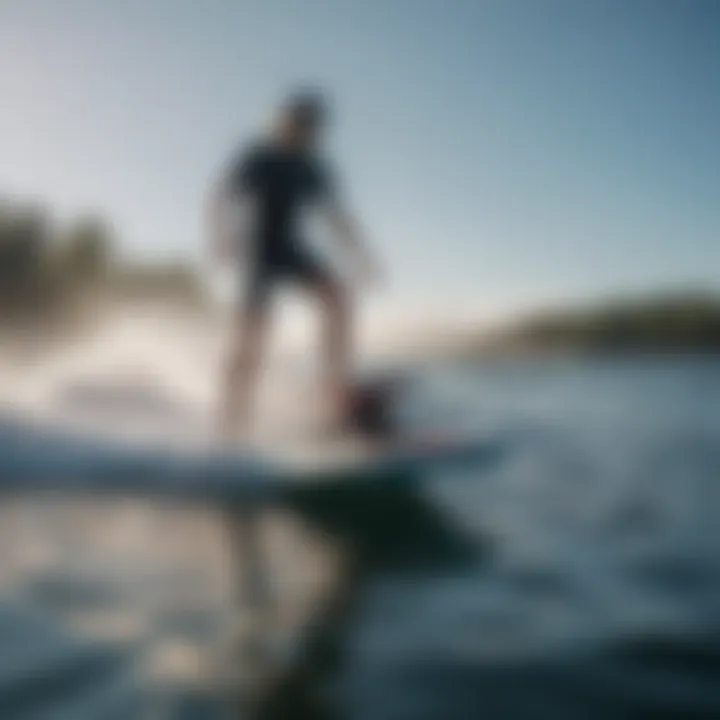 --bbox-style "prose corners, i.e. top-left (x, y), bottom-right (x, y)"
top-left (1, 356), bottom-right (719, 718)
top-left (341, 357), bottom-right (720, 719)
